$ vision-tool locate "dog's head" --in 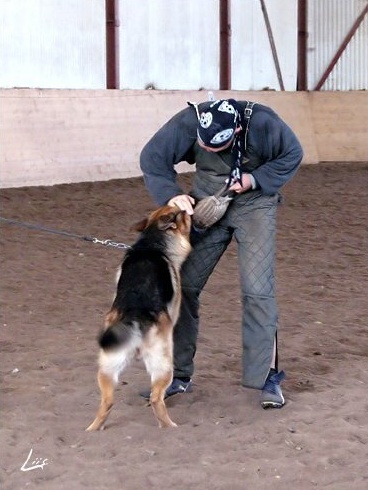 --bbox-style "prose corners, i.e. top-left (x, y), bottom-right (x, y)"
top-left (131, 205), bottom-right (192, 262)
top-left (132, 205), bottom-right (192, 236)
